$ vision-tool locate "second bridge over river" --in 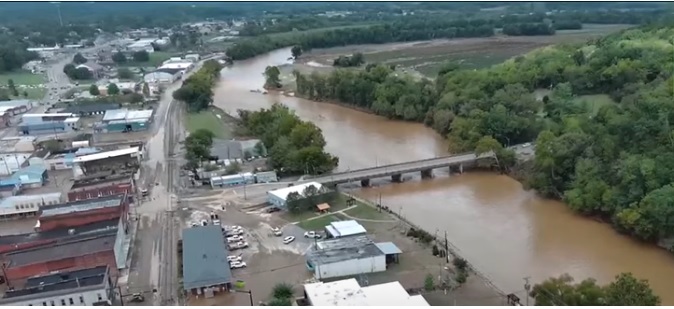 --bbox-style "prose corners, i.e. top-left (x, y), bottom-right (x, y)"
top-left (303, 151), bottom-right (496, 187)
